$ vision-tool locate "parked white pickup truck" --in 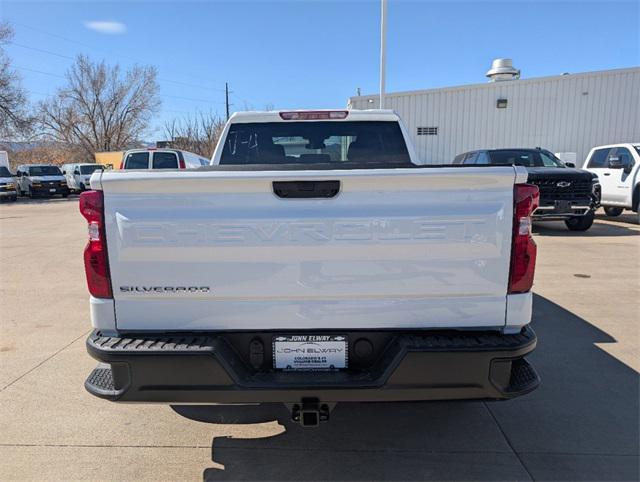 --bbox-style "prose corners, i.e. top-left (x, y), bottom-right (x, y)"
top-left (583, 143), bottom-right (640, 223)
top-left (82, 110), bottom-right (540, 426)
